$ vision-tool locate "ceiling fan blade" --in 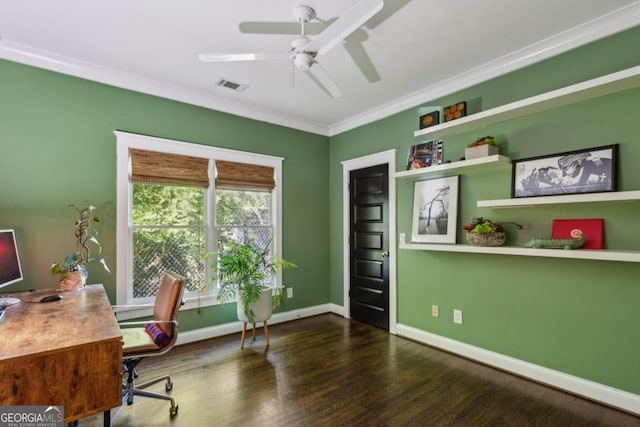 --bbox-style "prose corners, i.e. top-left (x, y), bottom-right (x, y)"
top-left (239, 21), bottom-right (327, 35)
top-left (305, 0), bottom-right (383, 56)
top-left (343, 38), bottom-right (380, 83)
top-left (364, 0), bottom-right (410, 30)
top-left (303, 62), bottom-right (343, 98)
top-left (199, 52), bottom-right (289, 62)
